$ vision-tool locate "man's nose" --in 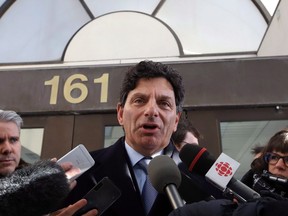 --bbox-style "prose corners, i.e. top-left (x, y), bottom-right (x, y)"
top-left (144, 100), bottom-right (159, 117)
top-left (1, 140), bottom-right (13, 154)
